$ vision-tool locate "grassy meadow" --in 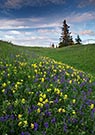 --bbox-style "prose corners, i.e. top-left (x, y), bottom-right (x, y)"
top-left (0, 41), bottom-right (95, 135)
top-left (29, 45), bottom-right (95, 77)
